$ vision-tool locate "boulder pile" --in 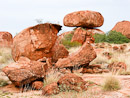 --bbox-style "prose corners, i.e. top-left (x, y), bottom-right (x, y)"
top-left (56, 10), bottom-right (105, 73)
top-left (2, 10), bottom-right (109, 95)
